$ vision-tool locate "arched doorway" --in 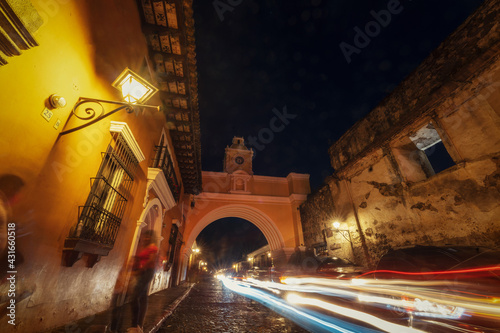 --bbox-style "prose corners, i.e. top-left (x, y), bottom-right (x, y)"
top-left (125, 198), bottom-right (164, 295)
